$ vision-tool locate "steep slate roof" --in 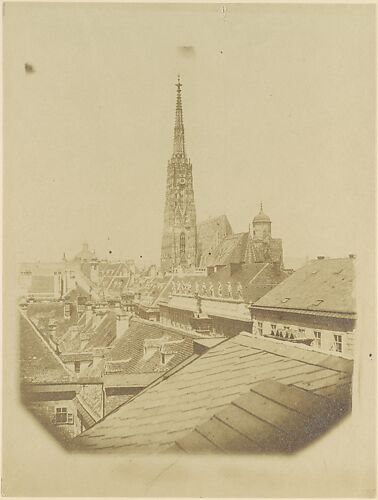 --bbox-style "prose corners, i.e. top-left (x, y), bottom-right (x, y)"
top-left (105, 318), bottom-right (194, 375)
top-left (98, 262), bottom-right (131, 295)
top-left (58, 326), bottom-right (82, 353)
top-left (27, 302), bottom-right (79, 341)
top-left (83, 312), bottom-right (117, 350)
top-left (197, 215), bottom-right (233, 268)
top-left (72, 332), bottom-right (352, 454)
top-left (206, 233), bottom-right (249, 267)
top-left (135, 275), bottom-right (173, 307)
top-left (253, 258), bottom-right (356, 315)
top-left (20, 312), bottom-right (75, 384)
